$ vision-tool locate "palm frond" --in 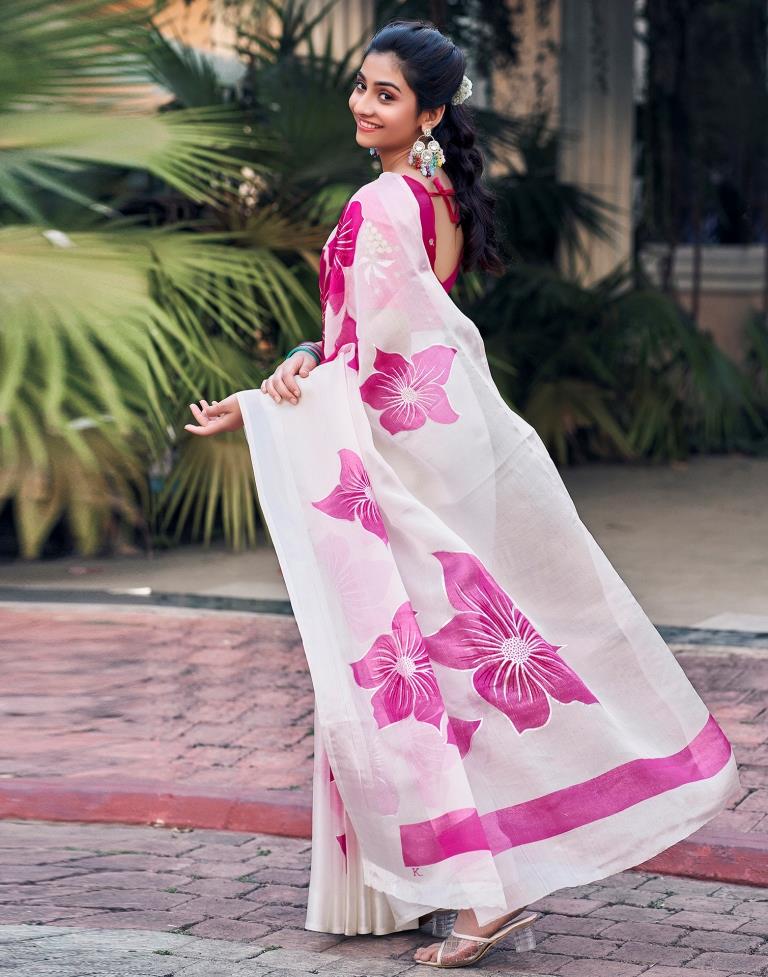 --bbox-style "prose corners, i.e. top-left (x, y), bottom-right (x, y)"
top-left (142, 25), bottom-right (226, 108)
top-left (0, 109), bottom-right (265, 210)
top-left (0, 0), bottom-right (156, 110)
top-left (2, 430), bottom-right (148, 559)
top-left (157, 432), bottom-right (261, 550)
